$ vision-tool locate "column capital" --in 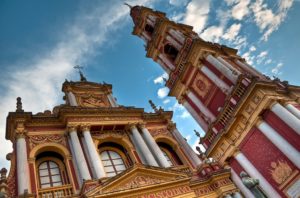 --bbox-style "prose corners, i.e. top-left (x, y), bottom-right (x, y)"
top-left (255, 117), bottom-right (263, 128)
top-left (167, 122), bottom-right (176, 131)
top-left (67, 125), bottom-right (78, 133)
top-left (269, 101), bottom-right (278, 109)
top-left (15, 129), bottom-right (27, 139)
top-left (232, 148), bottom-right (241, 157)
top-left (137, 122), bottom-right (147, 129)
top-left (80, 124), bottom-right (91, 132)
top-left (126, 123), bottom-right (138, 131)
